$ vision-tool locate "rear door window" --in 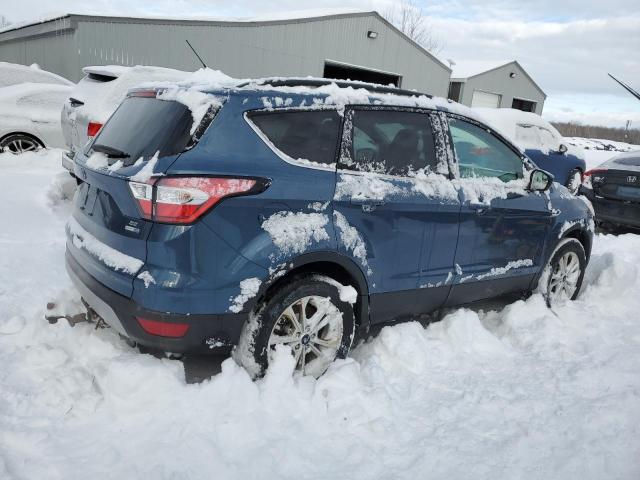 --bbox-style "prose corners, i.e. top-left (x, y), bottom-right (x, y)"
top-left (250, 110), bottom-right (341, 166)
top-left (88, 96), bottom-right (195, 164)
top-left (346, 109), bottom-right (437, 176)
top-left (450, 117), bottom-right (524, 181)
